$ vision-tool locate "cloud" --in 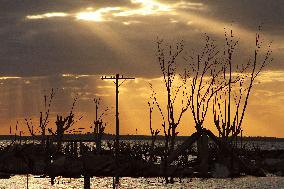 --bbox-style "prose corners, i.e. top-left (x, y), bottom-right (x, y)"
top-left (26, 12), bottom-right (68, 20)
top-left (0, 0), bottom-right (283, 78)
top-left (0, 0), bottom-right (283, 136)
top-left (255, 71), bottom-right (284, 83)
top-left (192, 0), bottom-right (284, 35)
